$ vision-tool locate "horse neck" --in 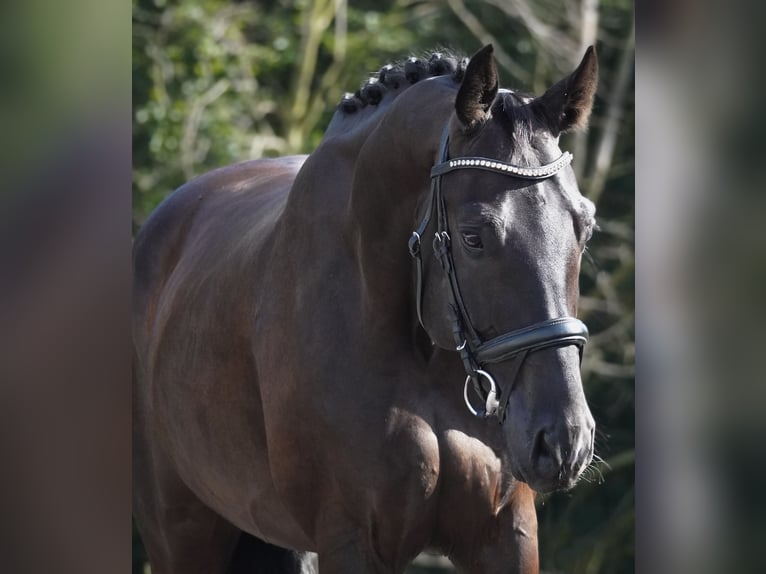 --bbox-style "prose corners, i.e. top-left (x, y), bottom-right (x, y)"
top-left (274, 80), bottom-right (455, 347)
top-left (348, 82), bottom-right (455, 335)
